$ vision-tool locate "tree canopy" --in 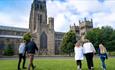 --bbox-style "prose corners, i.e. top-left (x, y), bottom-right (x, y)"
top-left (85, 26), bottom-right (115, 51)
top-left (61, 30), bottom-right (76, 56)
